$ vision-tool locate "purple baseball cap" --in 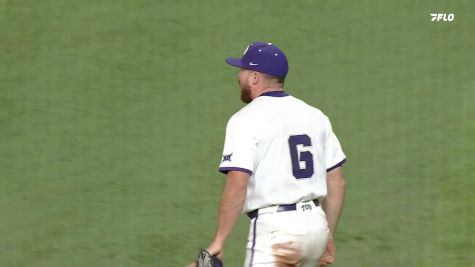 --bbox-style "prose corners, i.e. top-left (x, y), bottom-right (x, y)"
top-left (225, 42), bottom-right (289, 78)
